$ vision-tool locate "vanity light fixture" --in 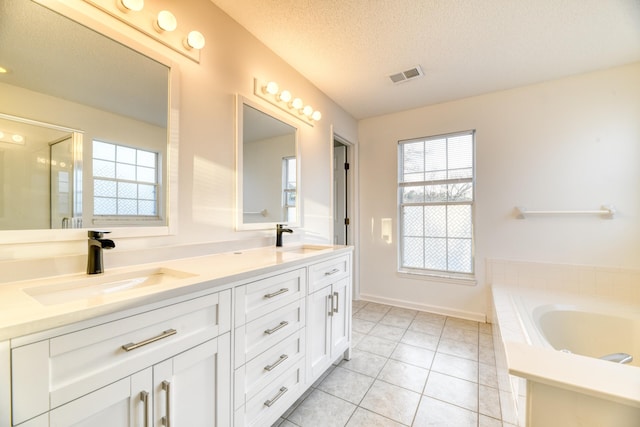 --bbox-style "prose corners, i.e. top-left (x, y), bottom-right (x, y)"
top-left (117, 0), bottom-right (143, 13)
top-left (84, 0), bottom-right (205, 62)
top-left (254, 78), bottom-right (322, 126)
top-left (264, 81), bottom-right (279, 95)
top-left (0, 131), bottom-right (25, 145)
top-left (155, 10), bottom-right (177, 32)
top-left (278, 90), bottom-right (292, 103)
top-left (291, 98), bottom-right (303, 110)
top-left (184, 30), bottom-right (205, 50)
